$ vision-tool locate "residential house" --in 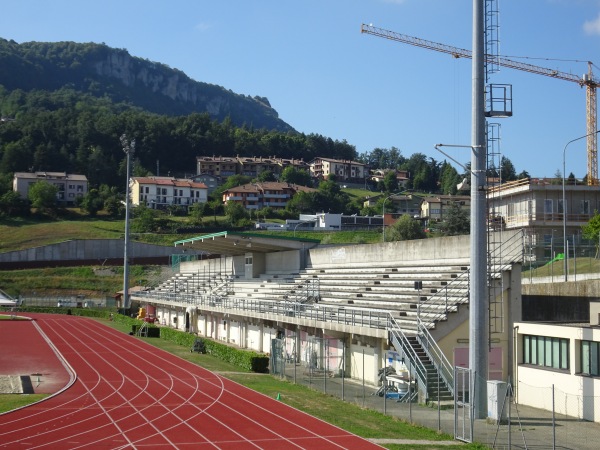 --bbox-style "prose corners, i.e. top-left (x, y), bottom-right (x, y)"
top-left (363, 193), bottom-right (421, 217)
top-left (486, 177), bottom-right (600, 260)
top-left (222, 182), bottom-right (316, 210)
top-left (131, 177), bottom-right (208, 210)
top-left (369, 169), bottom-right (410, 186)
top-left (189, 174), bottom-right (220, 195)
top-left (196, 156), bottom-right (238, 178)
top-left (421, 195), bottom-right (471, 227)
top-left (13, 172), bottom-right (88, 206)
top-left (309, 157), bottom-right (368, 182)
top-left (196, 155), bottom-right (310, 180)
